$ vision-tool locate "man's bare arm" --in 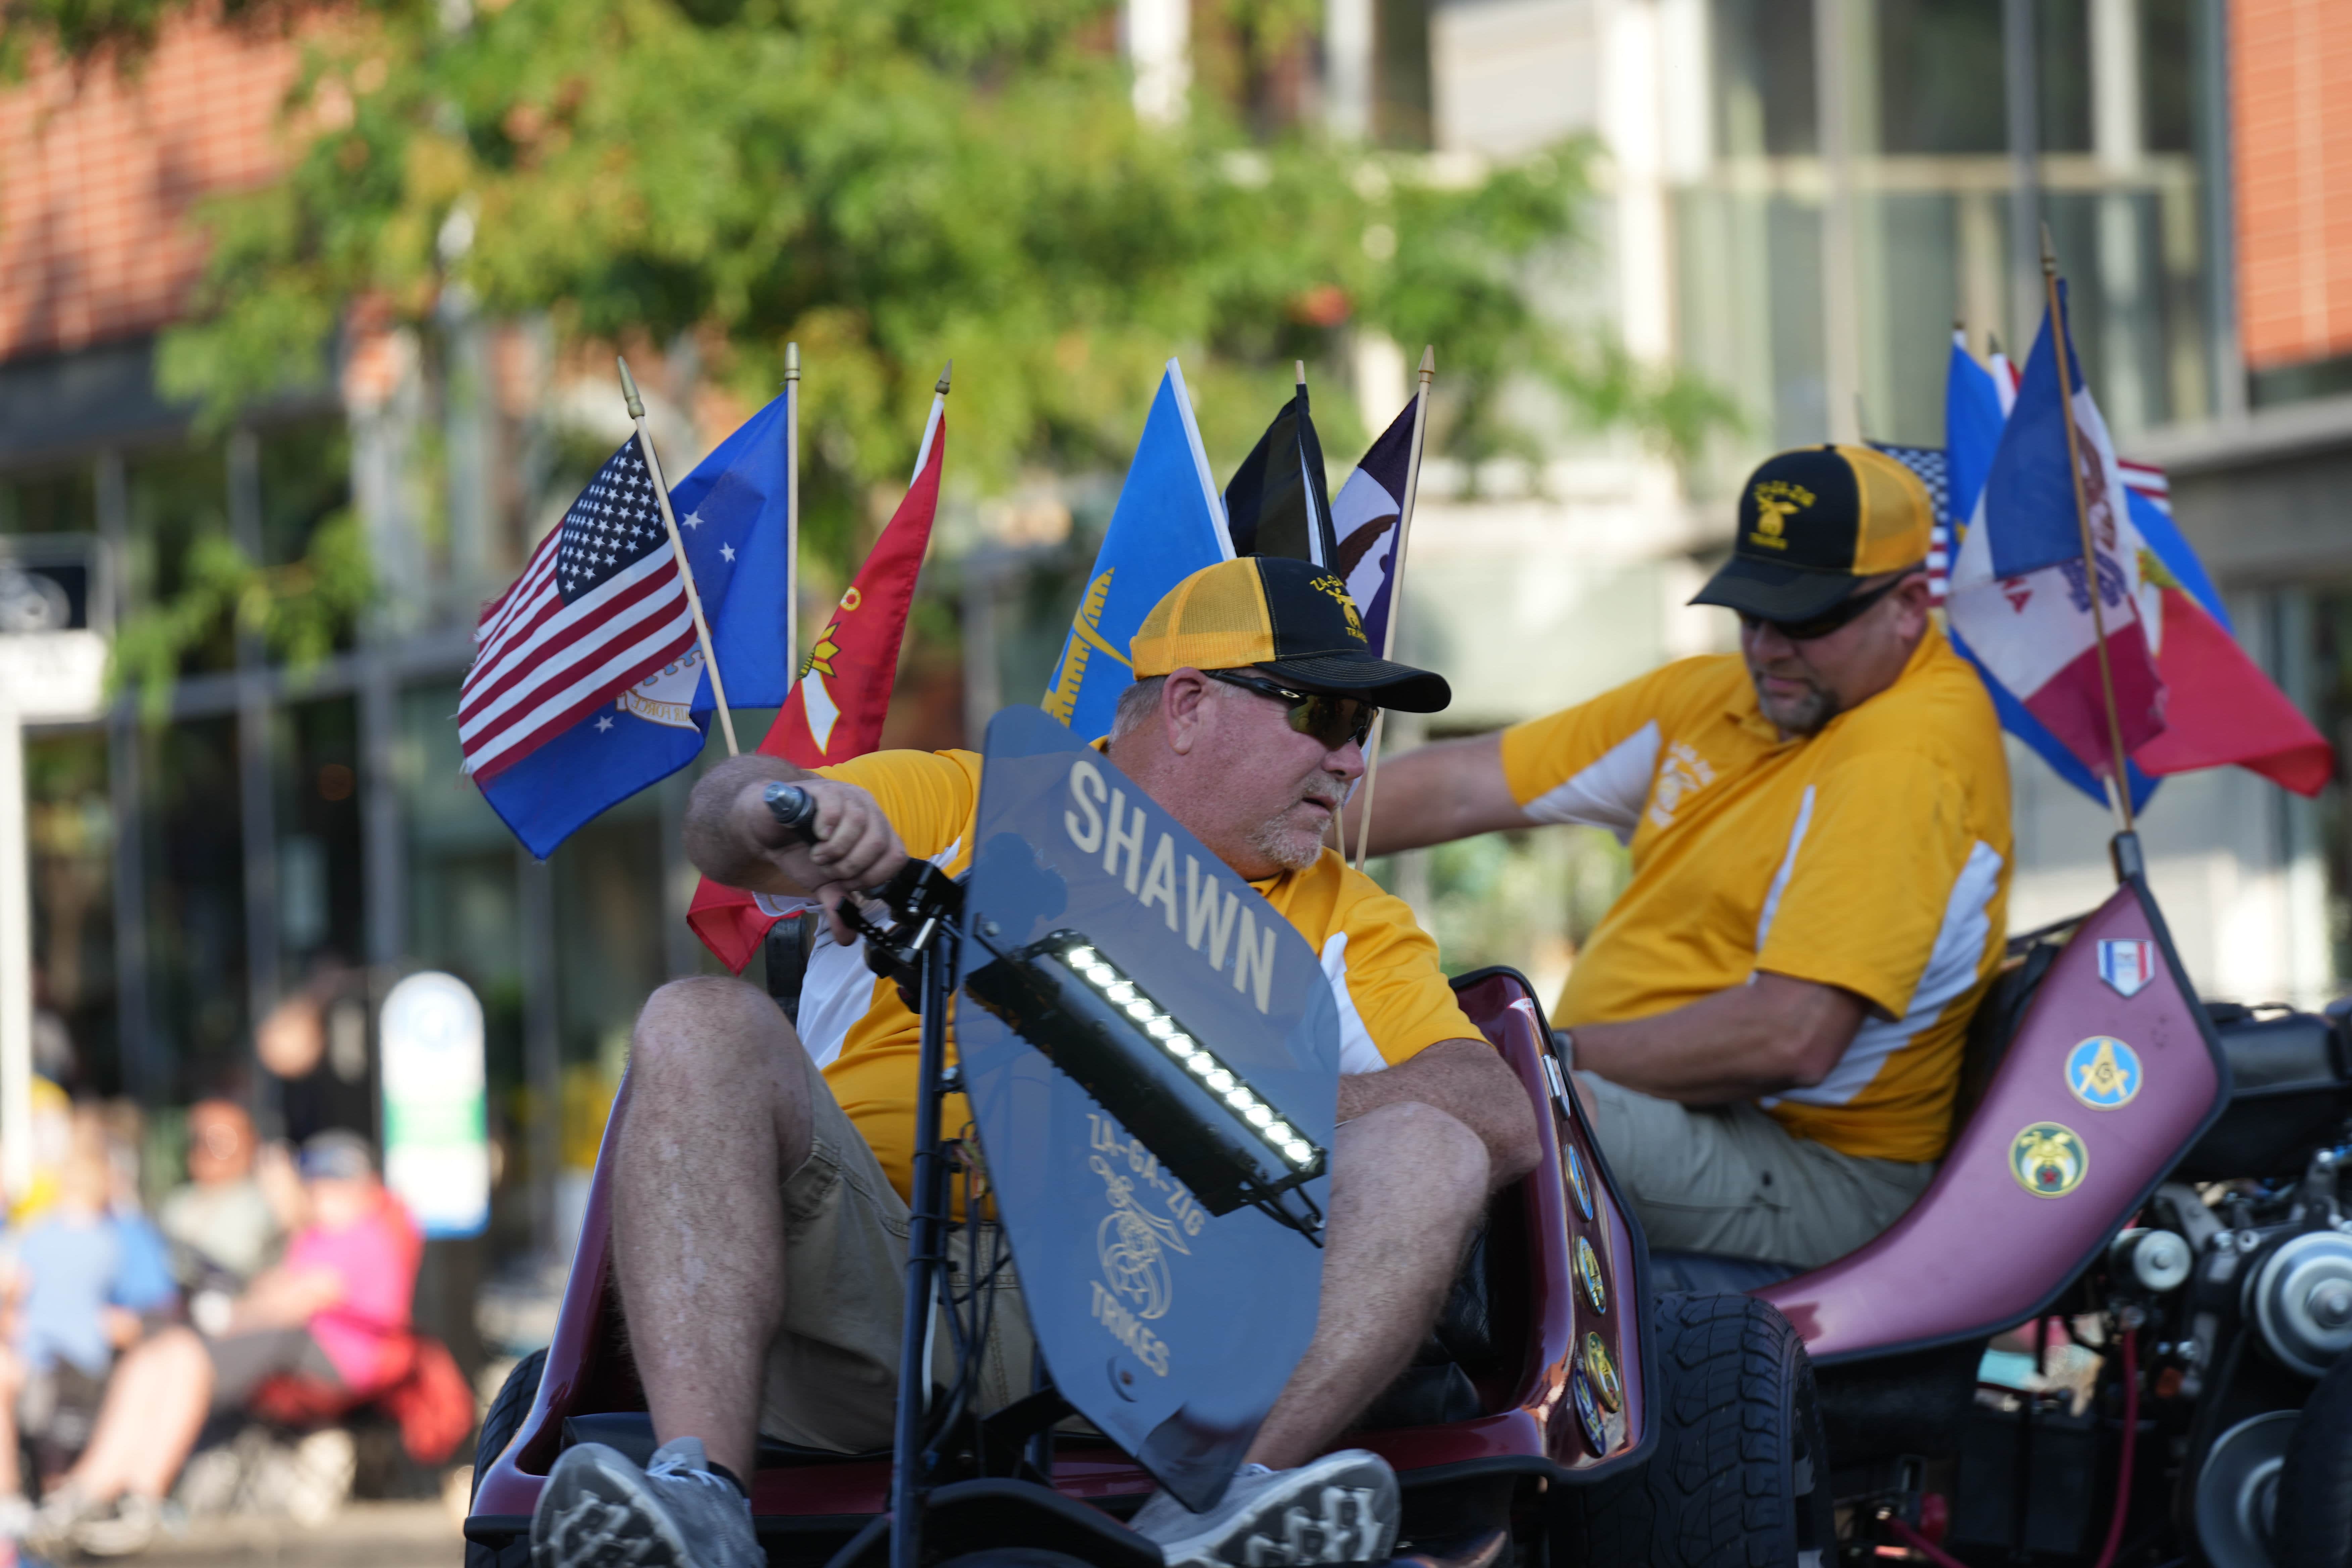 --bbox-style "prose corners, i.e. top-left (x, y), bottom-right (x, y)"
top-left (1335, 1038), bottom-right (1540, 1190)
top-left (682, 755), bottom-right (910, 940)
top-left (1570, 972), bottom-right (1869, 1105)
top-left (1342, 732), bottom-right (1531, 857)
